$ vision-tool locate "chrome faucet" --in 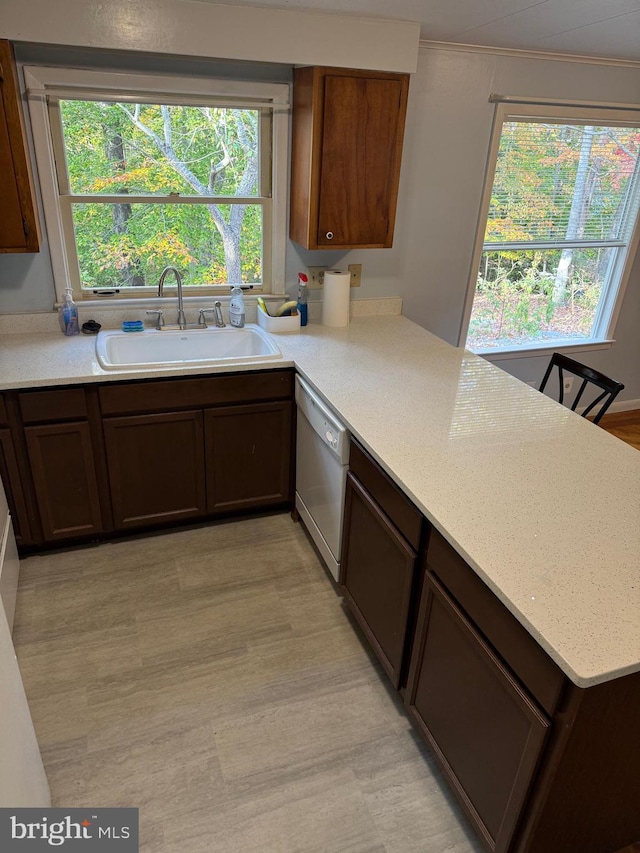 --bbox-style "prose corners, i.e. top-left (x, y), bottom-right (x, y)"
top-left (158, 266), bottom-right (187, 329)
